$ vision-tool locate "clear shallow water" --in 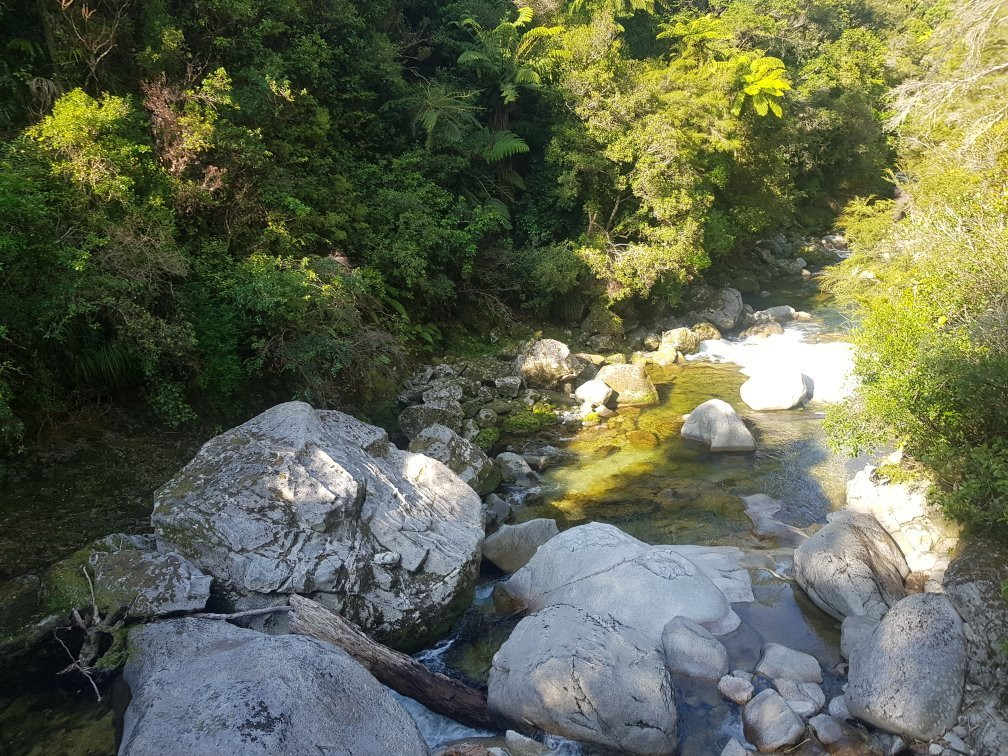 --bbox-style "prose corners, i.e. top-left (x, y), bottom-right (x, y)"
top-left (425, 273), bottom-right (857, 753)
